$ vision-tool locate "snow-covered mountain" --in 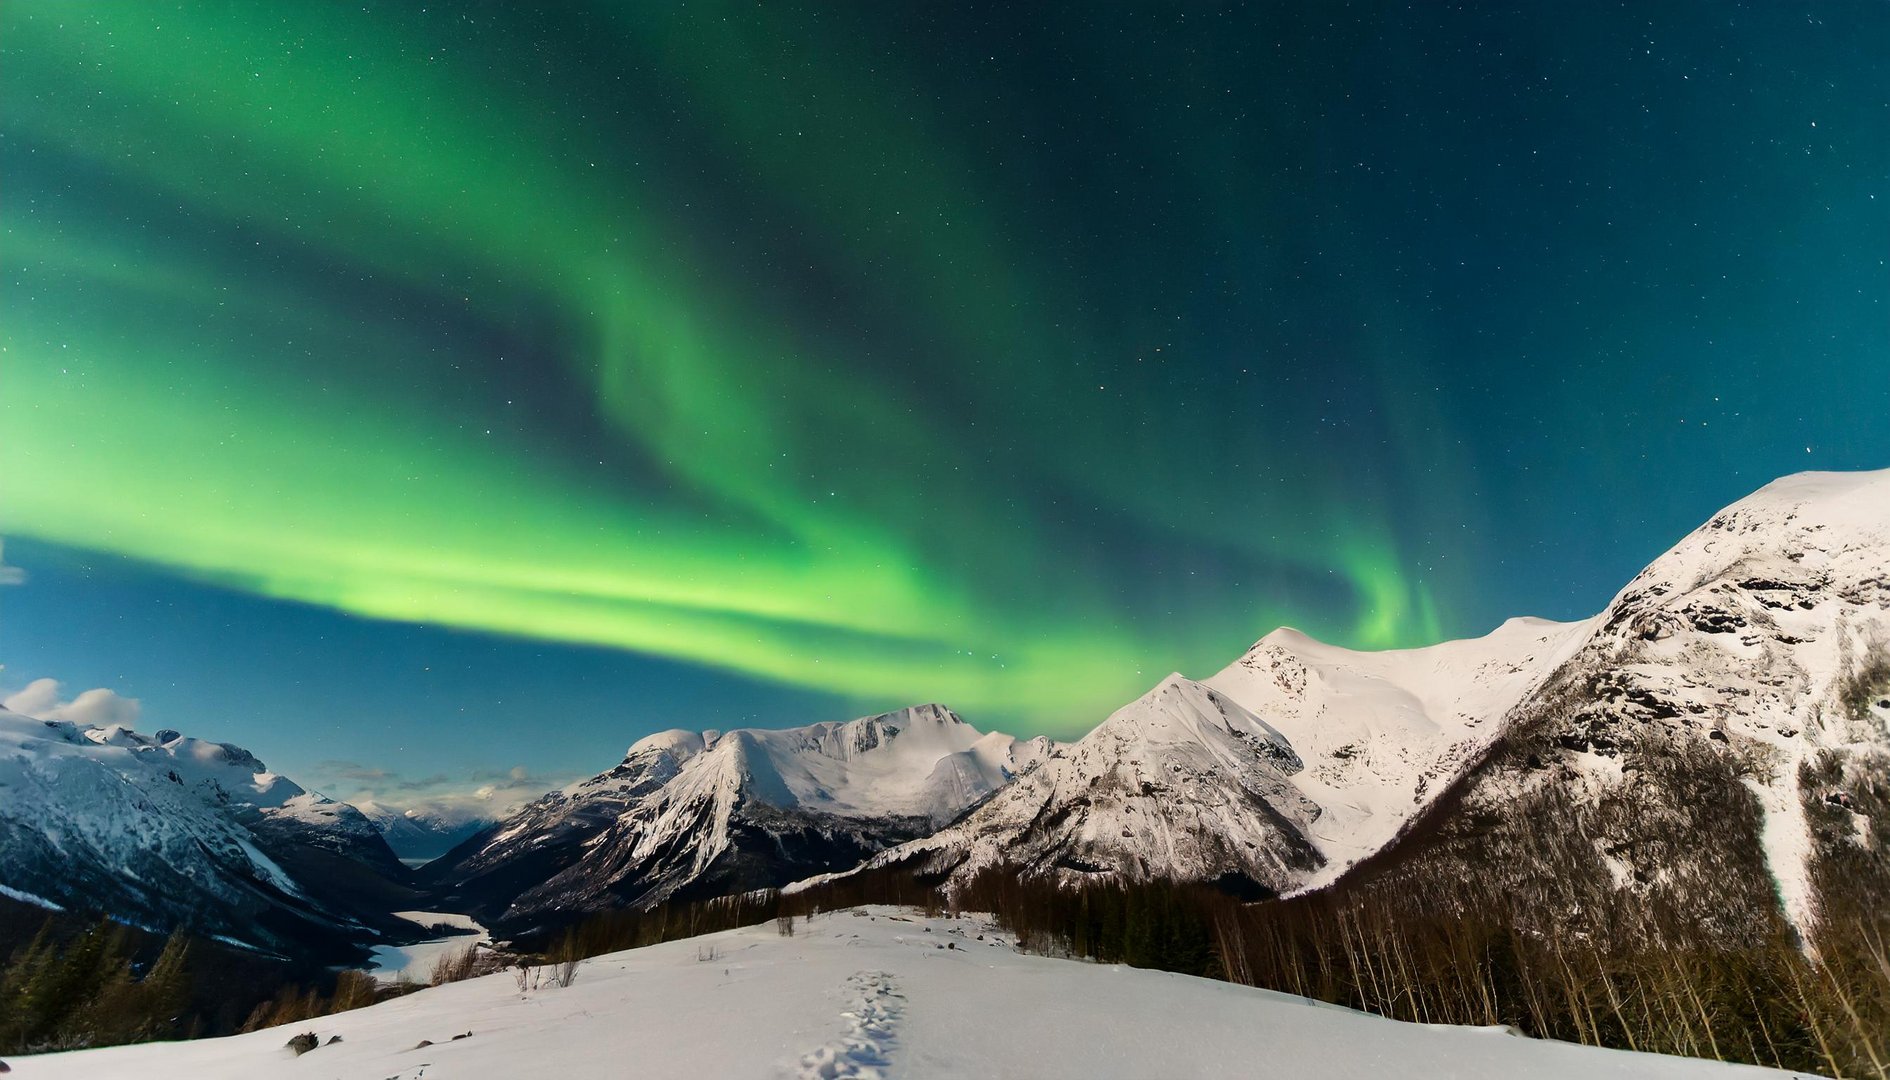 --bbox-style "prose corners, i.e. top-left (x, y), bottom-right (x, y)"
top-left (14, 468), bottom-right (1879, 963)
top-left (0, 710), bottom-right (417, 955)
top-left (850, 469), bottom-right (1890, 919)
top-left (1368, 469), bottom-right (1890, 945)
top-left (848, 617), bottom-right (1585, 897)
top-left (427, 704), bottom-right (1054, 923)
top-left (355, 801), bottom-right (492, 866)
top-left (1203, 615), bottom-right (1594, 886)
